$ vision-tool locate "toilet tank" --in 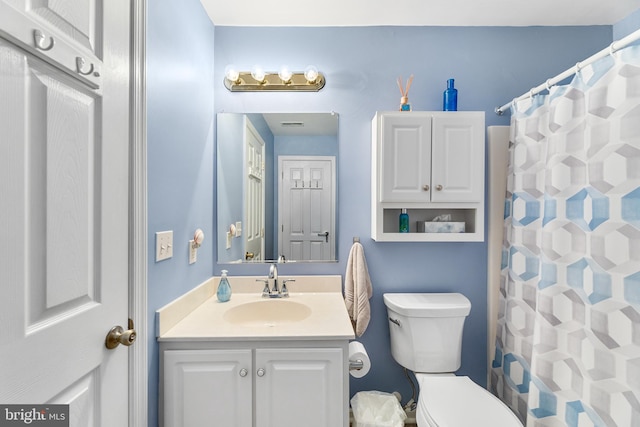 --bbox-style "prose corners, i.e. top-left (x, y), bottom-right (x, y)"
top-left (383, 293), bottom-right (471, 373)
